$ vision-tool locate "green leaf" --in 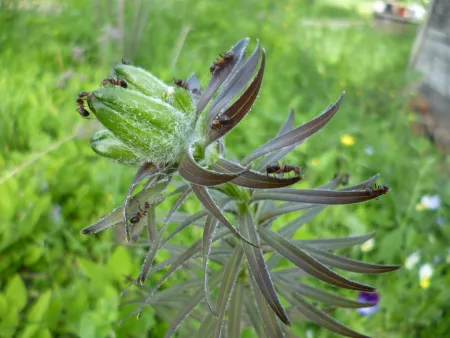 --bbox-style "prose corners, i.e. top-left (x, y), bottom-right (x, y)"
top-left (20, 290), bottom-right (52, 338)
top-left (5, 274), bottom-right (27, 312)
top-left (78, 257), bottom-right (110, 281)
top-left (0, 294), bottom-right (7, 318)
top-left (108, 246), bottom-right (132, 281)
top-left (227, 280), bottom-right (244, 338)
top-left (0, 309), bottom-right (19, 338)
